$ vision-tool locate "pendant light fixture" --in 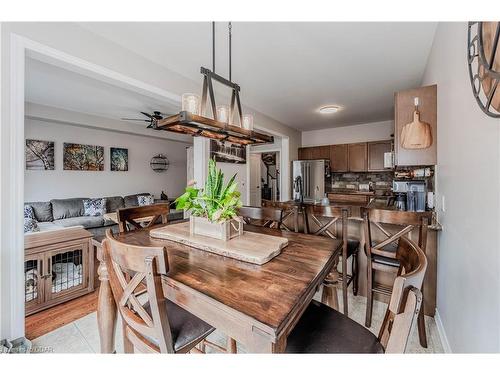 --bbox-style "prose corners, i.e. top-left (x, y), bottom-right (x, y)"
top-left (154, 22), bottom-right (273, 145)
